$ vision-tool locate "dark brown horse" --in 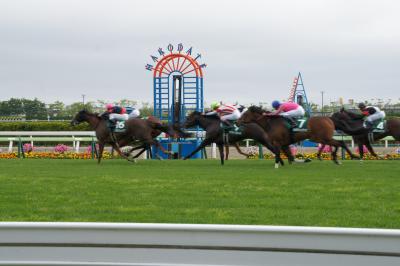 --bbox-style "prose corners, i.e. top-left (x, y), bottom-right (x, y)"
top-left (238, 106), bottom-right (358, 164)
top-left (71, 110), bottom-right (177, 163)
top-left (318, 109), bottom-right (400, 159)
top-left (182, 111), bottom-right (284, 168)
